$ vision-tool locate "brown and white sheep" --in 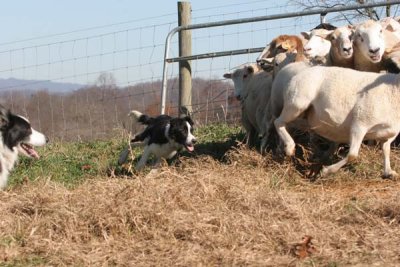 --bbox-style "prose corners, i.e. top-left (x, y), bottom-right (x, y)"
top-left (256, 34), bottom-right (306, 69)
